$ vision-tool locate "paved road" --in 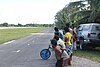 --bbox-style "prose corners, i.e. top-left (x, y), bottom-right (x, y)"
top-left (0, 28), bottom-right (56, 67)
